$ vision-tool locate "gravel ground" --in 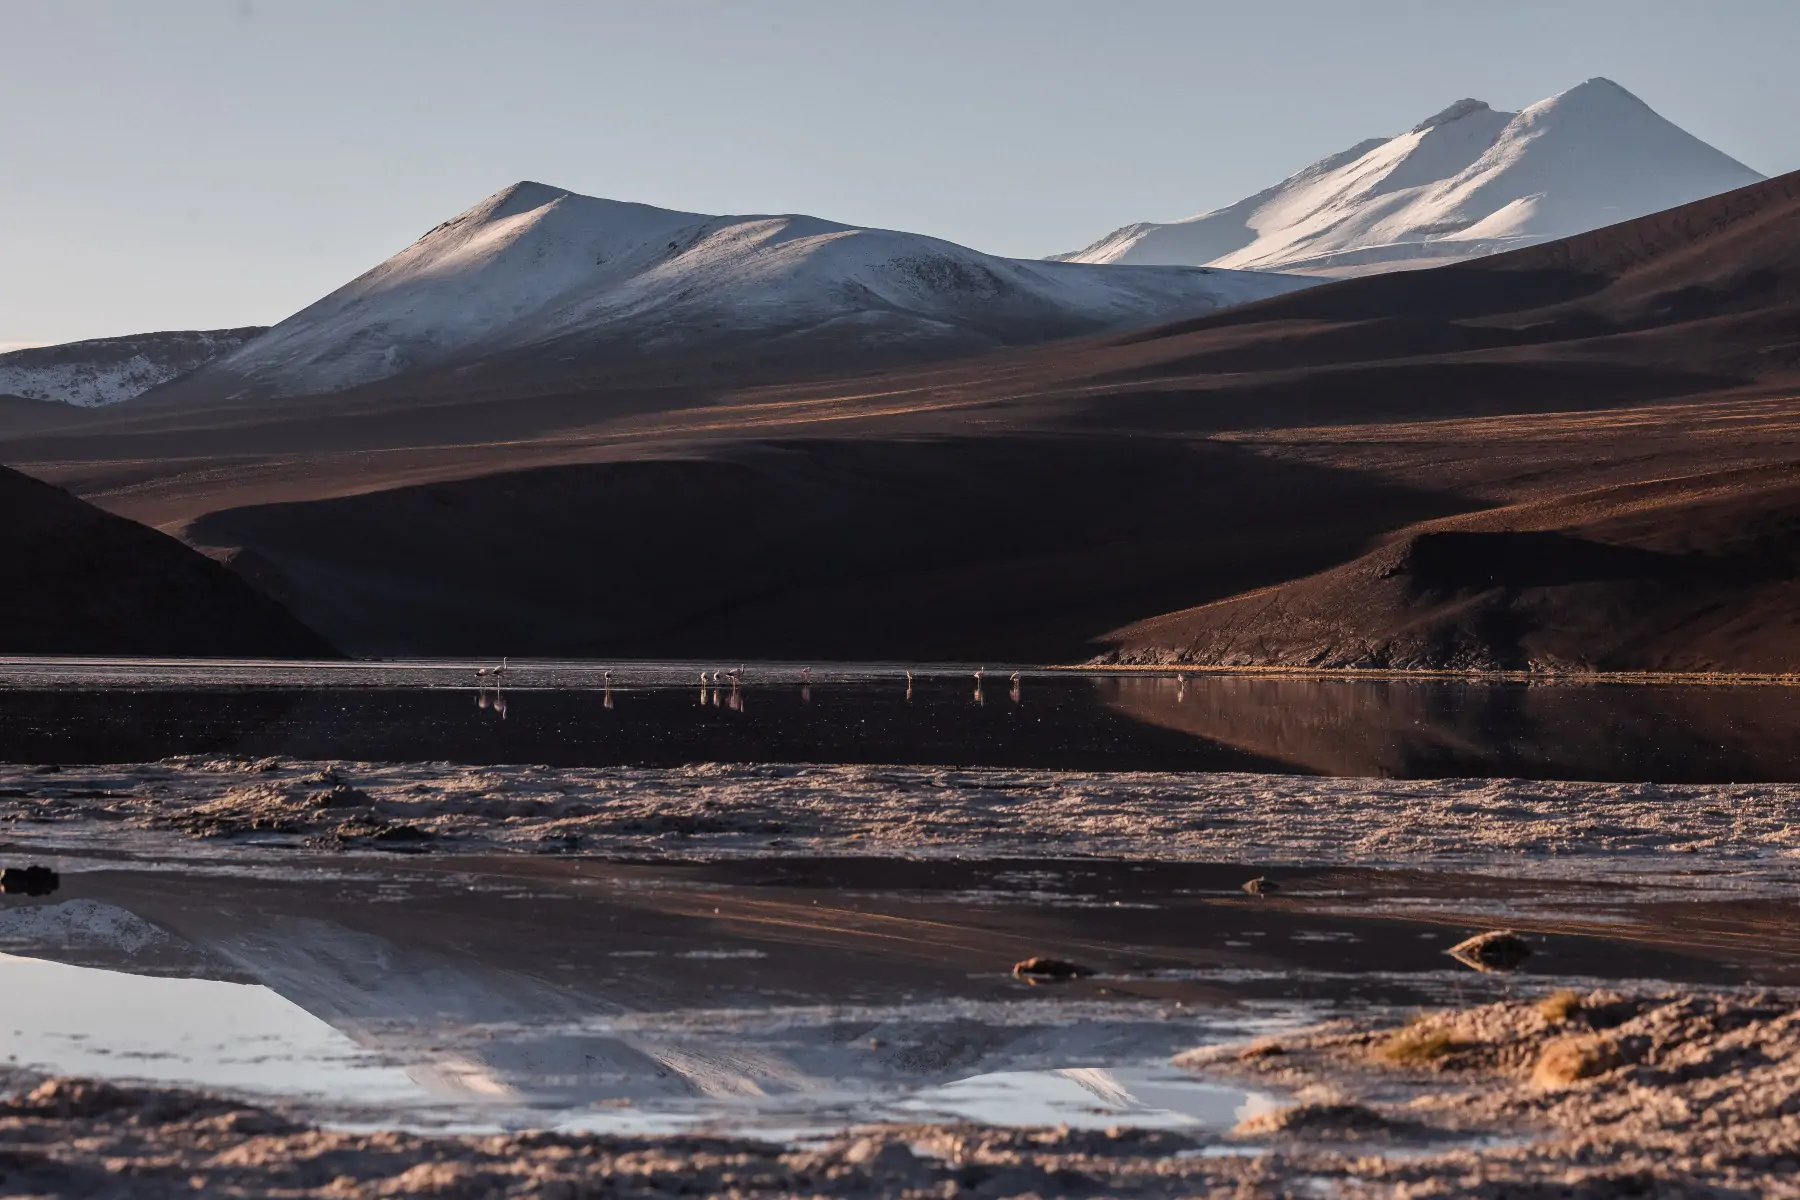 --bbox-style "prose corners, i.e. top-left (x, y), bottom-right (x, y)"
top-left (3, 757), bottom-right (1798, 894)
